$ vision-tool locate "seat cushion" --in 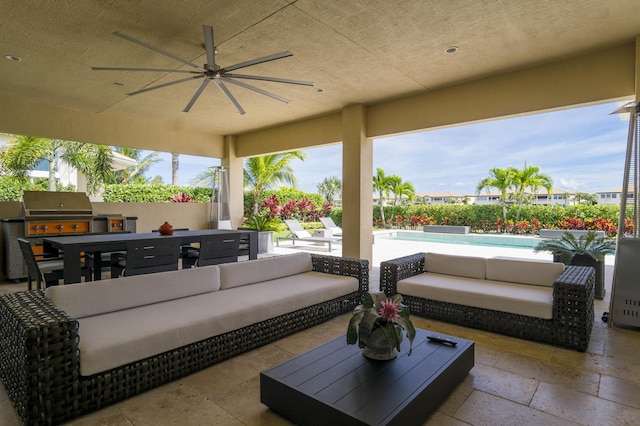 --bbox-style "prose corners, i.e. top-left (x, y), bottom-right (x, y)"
top-left (398, 272), bottom-right (553, 319)
top-left (218, 252), bottom-right (312, 289)
top-left (424, 252), bottom-right (486, 279)
top-left (77, 271), bottom-right (358, 376)
top-left (45, 266), bottom-right (220, 319)
top-left (486, 258), bottom-right (564, 287)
